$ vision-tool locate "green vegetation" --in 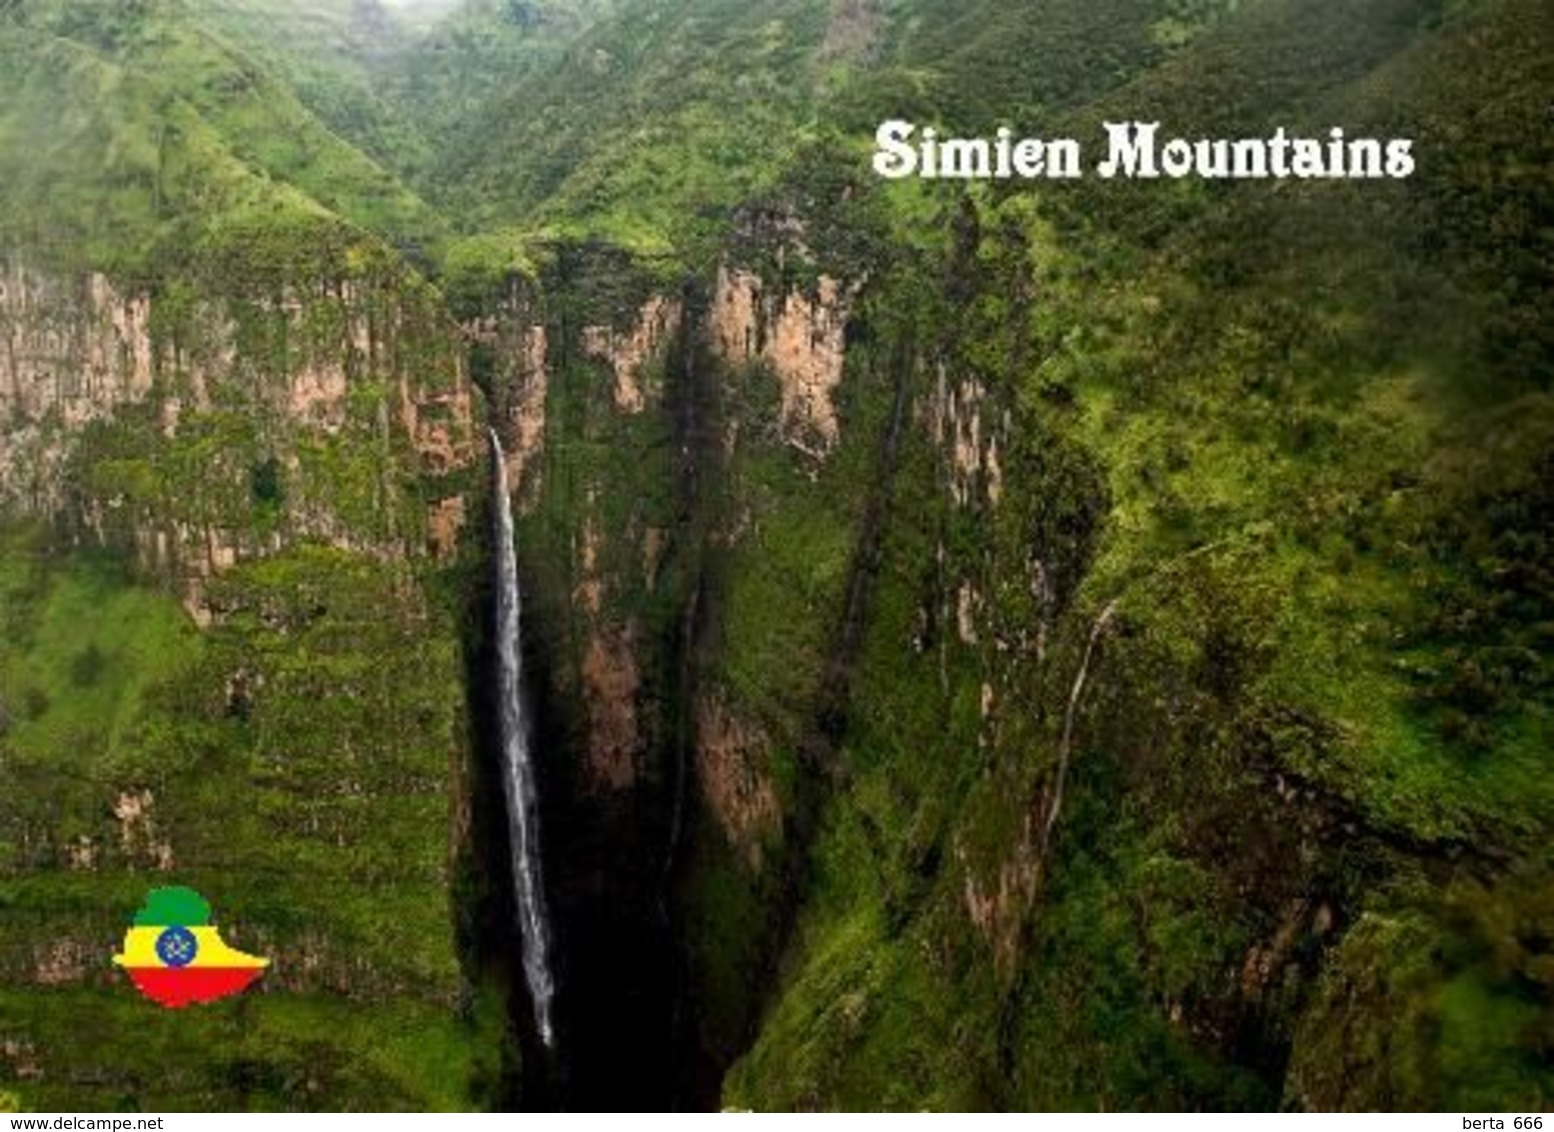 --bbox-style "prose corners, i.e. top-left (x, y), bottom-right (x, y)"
top-left (0, 529), bottom-right (494, 1110)
top-left (0, 0), bottom-right (443, 274)
top-left (0, 525), bottom-right (203, 794)
top-left (0, 2), bottom-right (493, 1109)
top-left (1, 0), bottom-right (1550, 1113)
top-left (710, 0), bottom-right (1553, 1112)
